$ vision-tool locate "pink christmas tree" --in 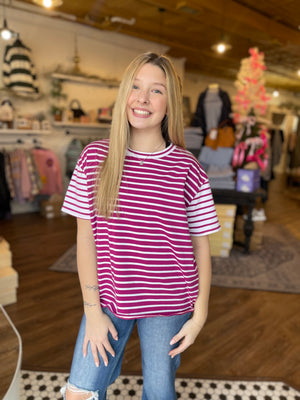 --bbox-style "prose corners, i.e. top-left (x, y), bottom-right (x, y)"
top-left (232, 47), bottom-right (271, 171)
